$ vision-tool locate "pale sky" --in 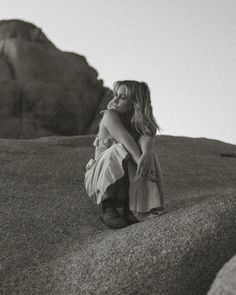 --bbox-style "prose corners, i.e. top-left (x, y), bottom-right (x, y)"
top-left (1, 0), bottom-right (235, 144)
